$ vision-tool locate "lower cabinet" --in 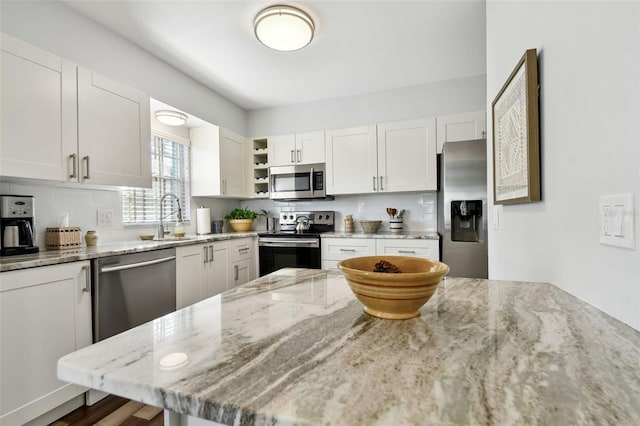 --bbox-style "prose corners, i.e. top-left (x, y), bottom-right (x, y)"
top-left (0, 261), bottom-right (92, 425)
top-left (176, 237), bottom-right (256, 309)
top-left (321, 237), bottom-right (440, 270)
top-left (176, 241), bottom-right (229, 309)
